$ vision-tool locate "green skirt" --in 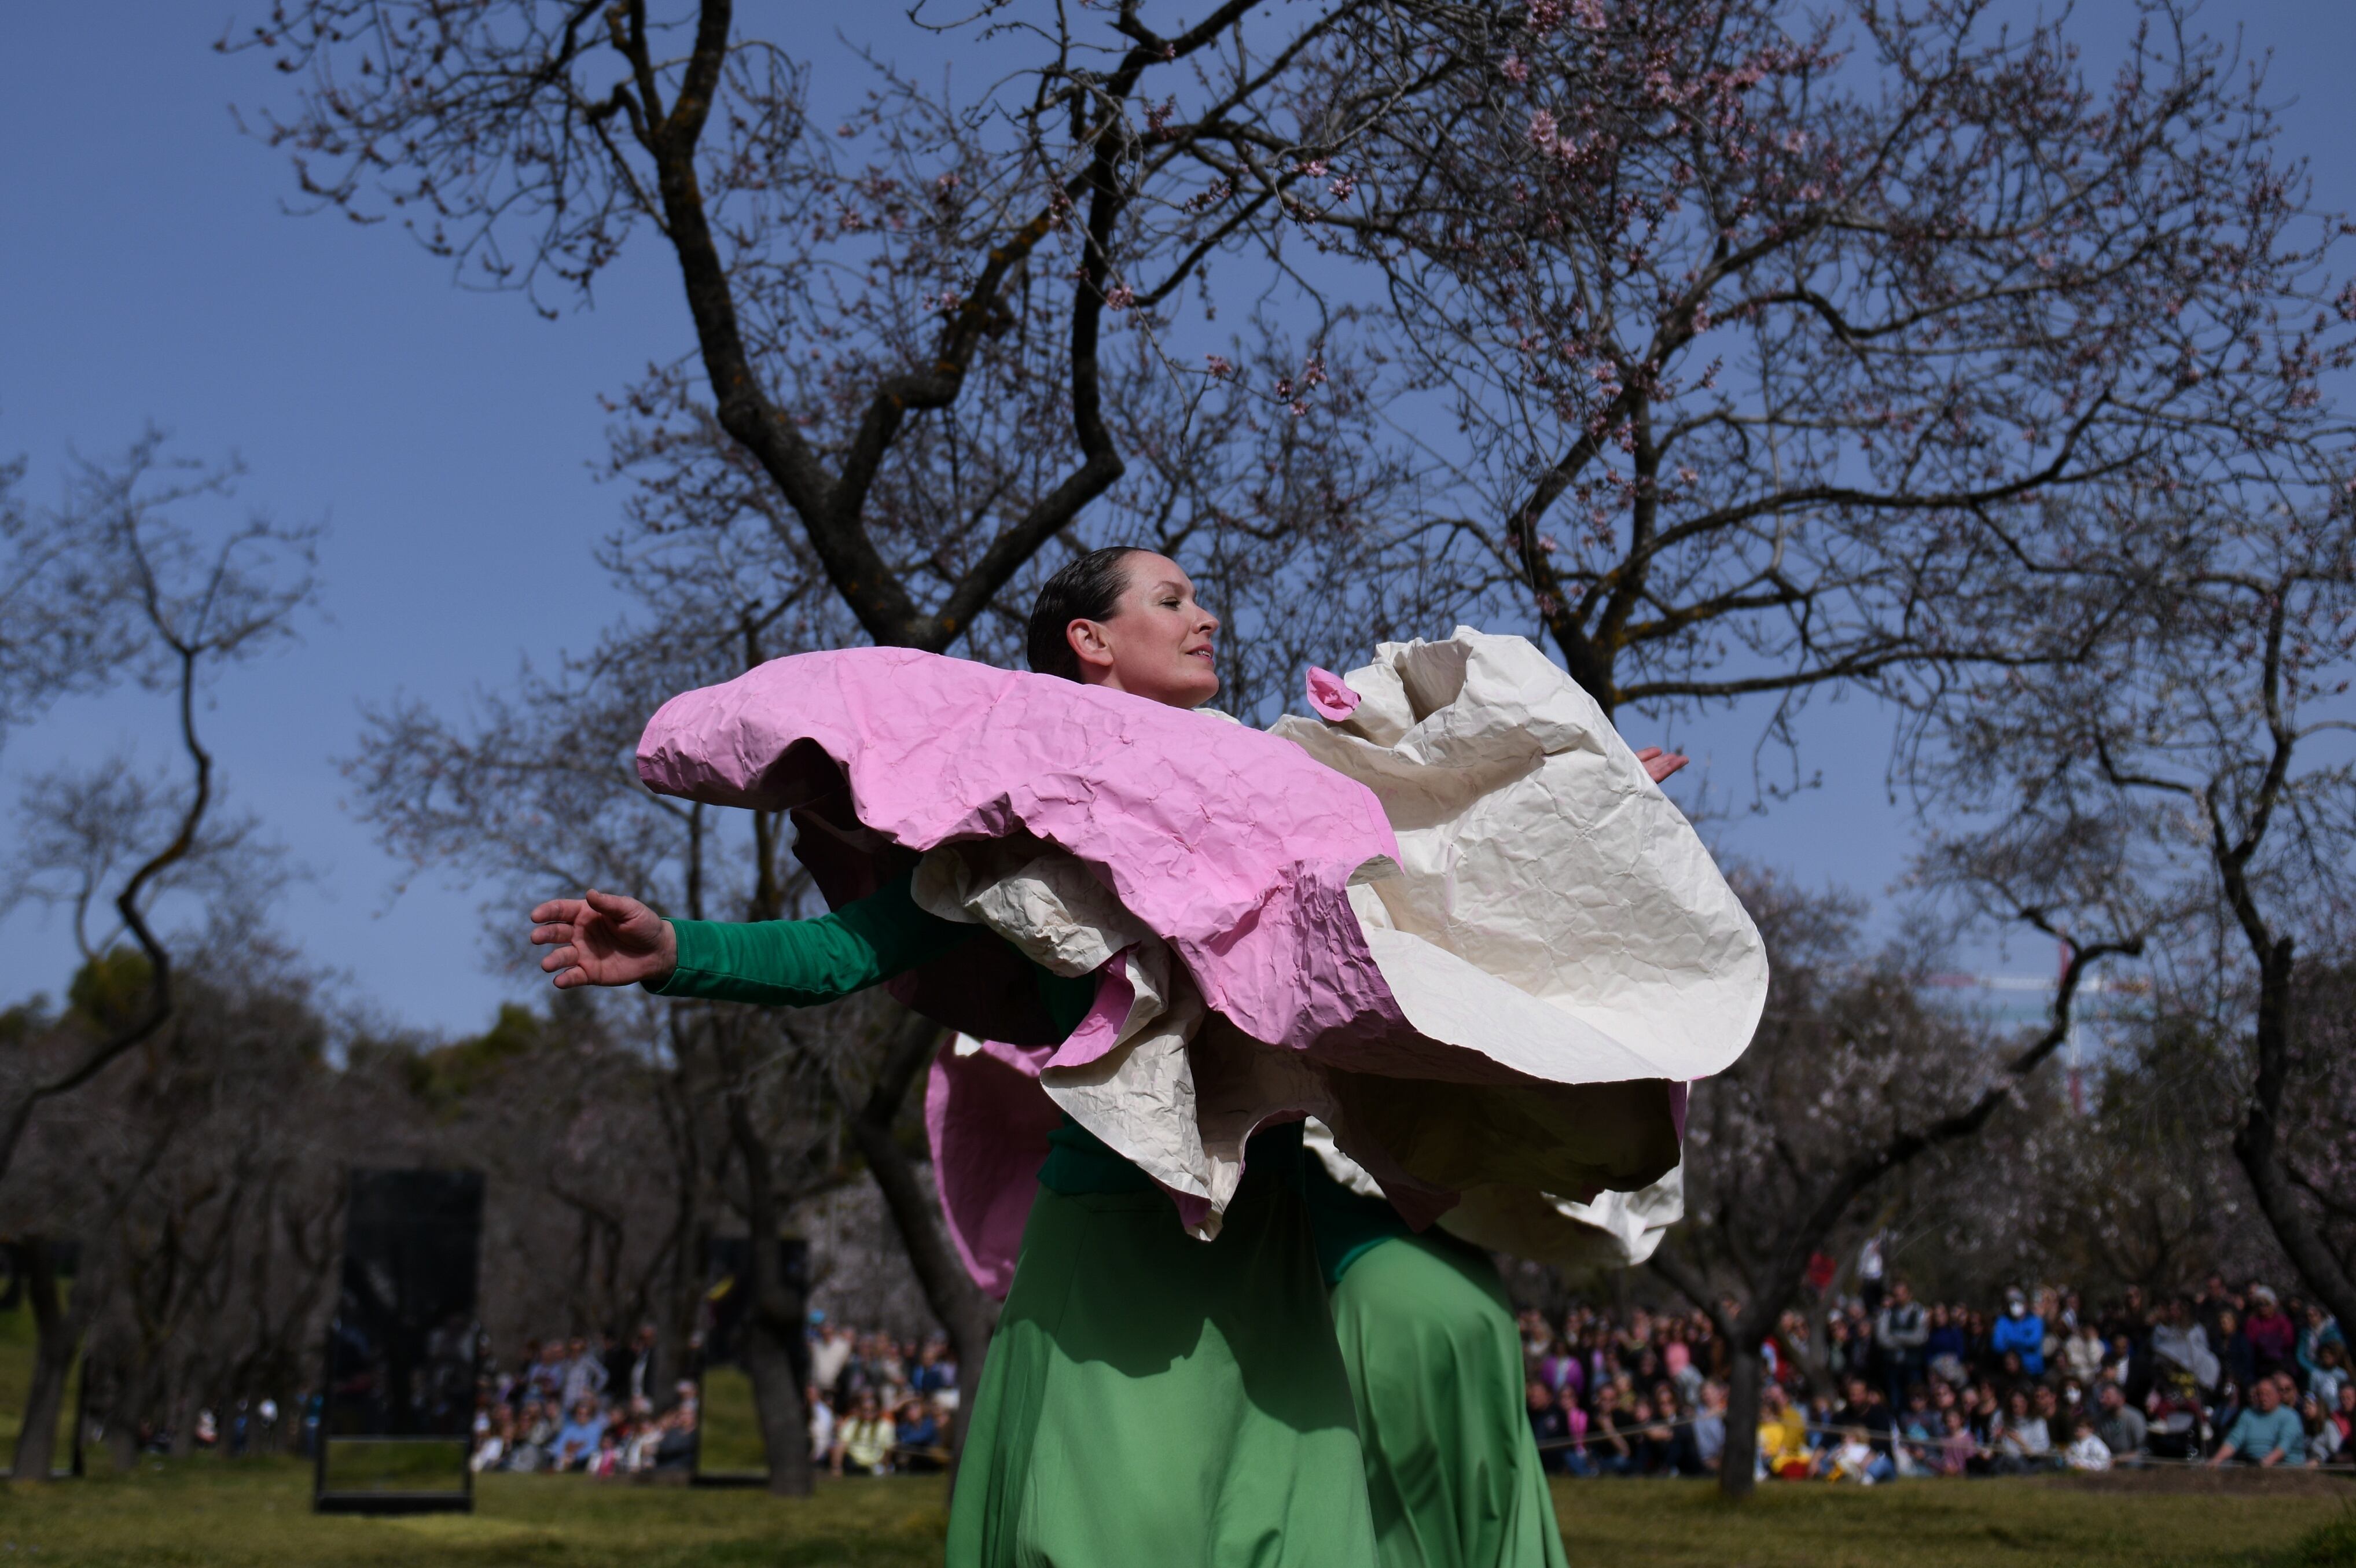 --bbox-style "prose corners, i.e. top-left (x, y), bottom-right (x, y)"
top-left (946, 1166), bottom-right (1378, 1567)
top-left (1329, 1235), bottom-right (1569, 1568)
